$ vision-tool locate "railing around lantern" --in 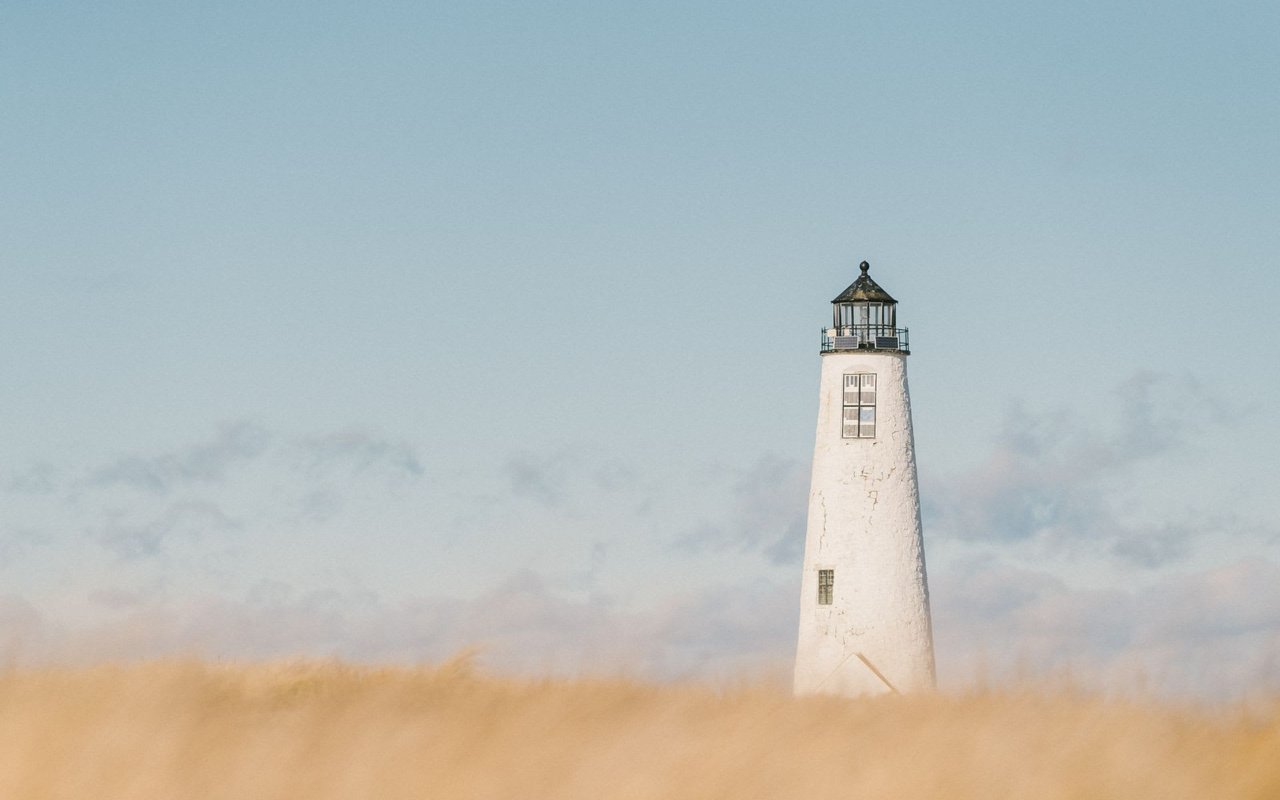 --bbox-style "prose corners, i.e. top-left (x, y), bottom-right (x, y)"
top-left (820, 326), bottom-right (910, 353)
